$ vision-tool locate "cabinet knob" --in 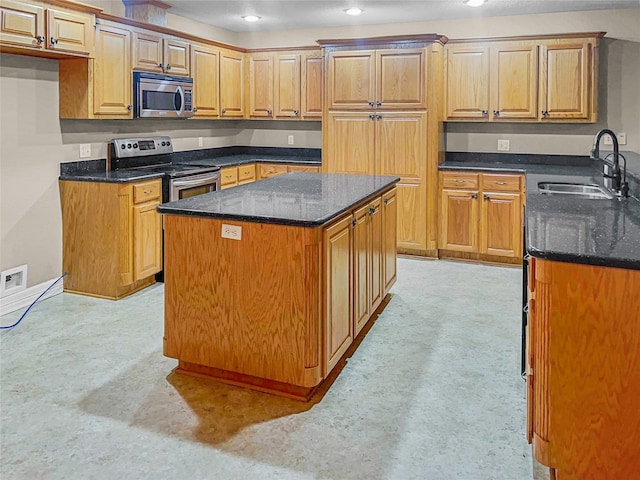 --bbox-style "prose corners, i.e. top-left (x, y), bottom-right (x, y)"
top-left (483, 194), bottom-right (490, 201)
top-left (193, 107), bottom-right (198, 113)
top-left (375, 114), bottom-right (382, 120)
top-left (481, 110), bottom-right (488, 115)
top-left (293, 110), bottom-right (299, 116)
top-left (267, 109), bottom-right (272, 116)
top-left (376, 101), bottom-right (382, 107)
top-left (36, 35), bottom-right (45, 45)
top-left (221, 108), bottom-right (226, 115)
top-left (493, 110), bottom-right (500, 116)
top-left (50, 37), bottom-right (58, 45)
top-left (368, 101), bottom-right (375, 107)
top-left (369, 206), bottom-right (377, 215)
top-left (541, 110), bottom-right (549, 116)
top-left (159, 63), bottom-right (164, 69)
top-left (352, 217), bottom-right (357, 228)
top-left (471, 193), bottom-right (478, 199)
top-left (369, 114), bottom-right (375, 120)
top-left (384, 198), bottom-right (390, 205)
top-left (127, 105), bottom-right (133, 111)
top-left (166, 64), bottom-right (172, 71)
